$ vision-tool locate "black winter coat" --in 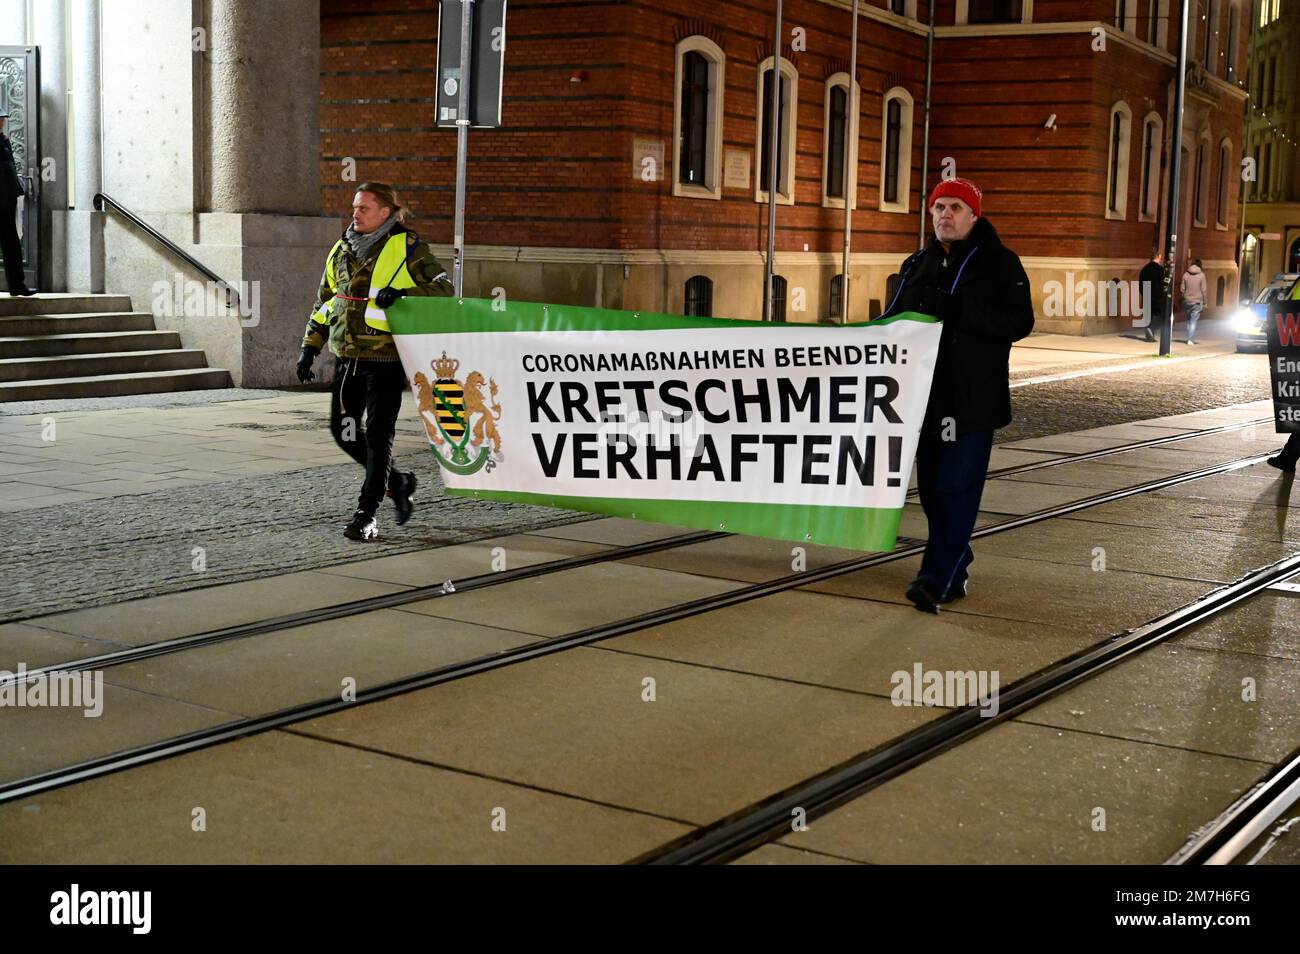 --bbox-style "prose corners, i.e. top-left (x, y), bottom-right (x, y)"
top-left (882, 216), bottom-right (1034, 436)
